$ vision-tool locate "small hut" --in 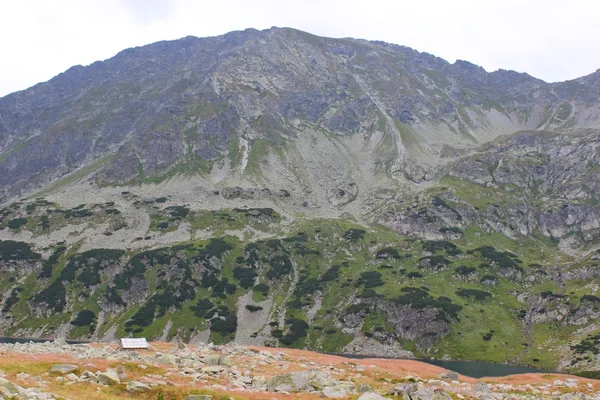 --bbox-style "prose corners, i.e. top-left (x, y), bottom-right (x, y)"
top-left (119, 338), bottom-right (148, 350)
